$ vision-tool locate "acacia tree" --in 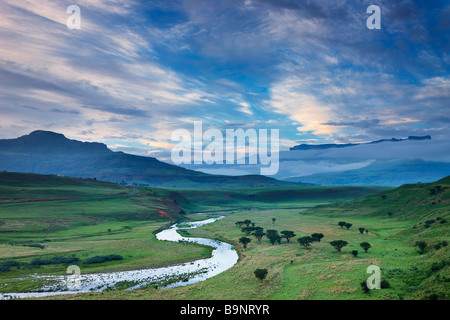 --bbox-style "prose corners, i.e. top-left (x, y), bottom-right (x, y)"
top-left (311, 233), bottom-right (324, 242)
top-left (344, 223), bottom-right (352, 230)
top-left (281, 230), bottom-right (296, 243)
top-left (254, 268), bottom-right (268, 282)
top-left (266, 230), bottom-right (280, 245)
top-left (241, 227), bottom-right (255, 235)
top-left (235, 221), bottom-right (244, 227)
top-left (359, 227), bottom-right (365, 234)
top-left (239, 237), bottom-right (251, 249)
top-left (338, 221), bottom-right (346, 228)
top-left (252, 230), bottom-right (266, 243)
top-left (297, 236), bottom-right (314, 248)
top-left (243, 220), bottom-right (252, 227)
top-left (272, 218), bottom-right (276, 224)
top-left (330, 240), bottom-right (348, 252)
top-left (360, 242), bottom-right (372, 253)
